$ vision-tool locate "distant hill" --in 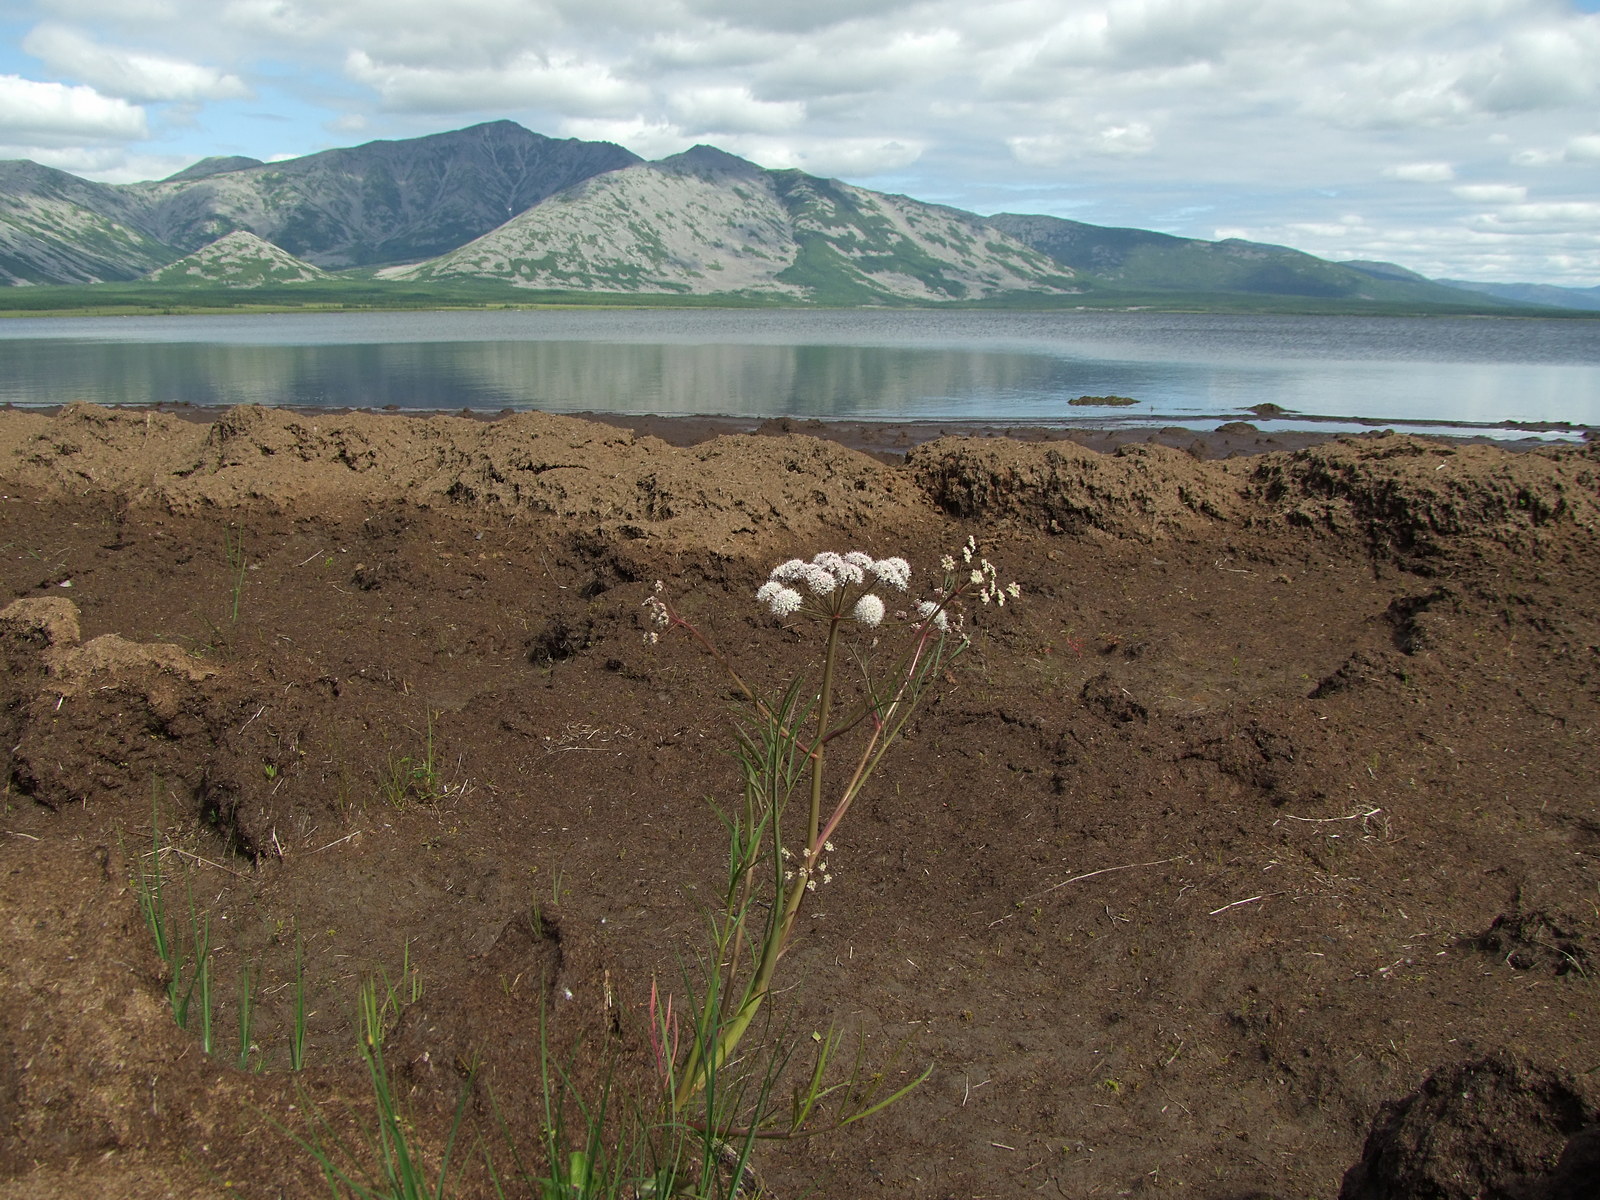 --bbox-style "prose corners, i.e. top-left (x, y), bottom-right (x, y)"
top-left (145, 230), bottom-right (330, 286)
top-left (385, 146), bottom-right (1077, 302)
top-left (1339, 259), bottom-right (1433, 284)
top-left (987, 213), bottom-right (1495, 306)
top-left (1434, 278), bottom-right (1600, 312)
top-left (0, 120), bottom-right (1579, 311)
